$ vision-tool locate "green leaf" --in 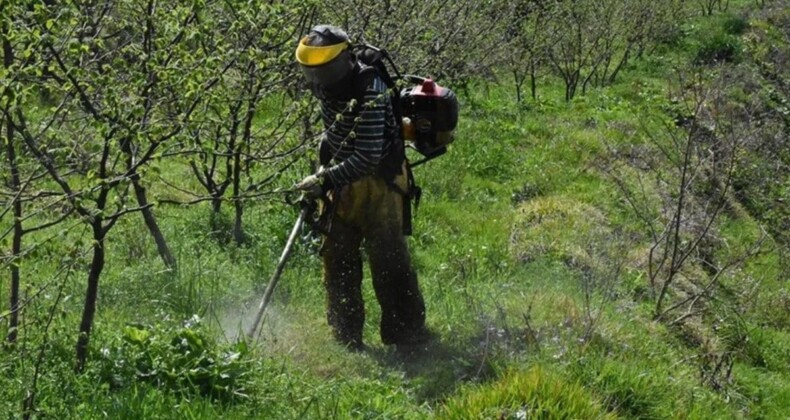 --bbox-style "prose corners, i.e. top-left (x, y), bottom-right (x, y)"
top-left (123, 325), bottom-right (151, 345)
top-left (234, 340), bottom-right (248, 355)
